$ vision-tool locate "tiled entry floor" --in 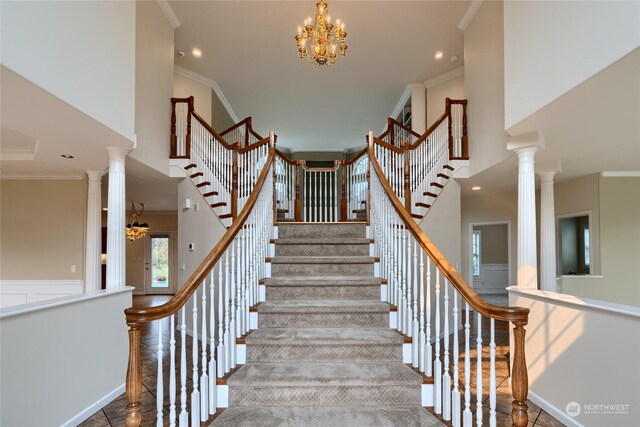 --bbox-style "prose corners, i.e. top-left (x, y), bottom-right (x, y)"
top-left (80, 295), bottom-right (565, 427)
